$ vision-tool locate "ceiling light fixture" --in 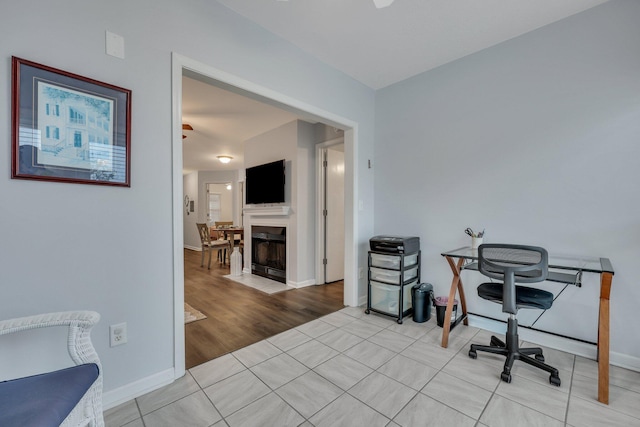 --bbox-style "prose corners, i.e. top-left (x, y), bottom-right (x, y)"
top-left (373, 0), bottom-right (394, 8)
top-left (217, 155), bottom-right (233, 164)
